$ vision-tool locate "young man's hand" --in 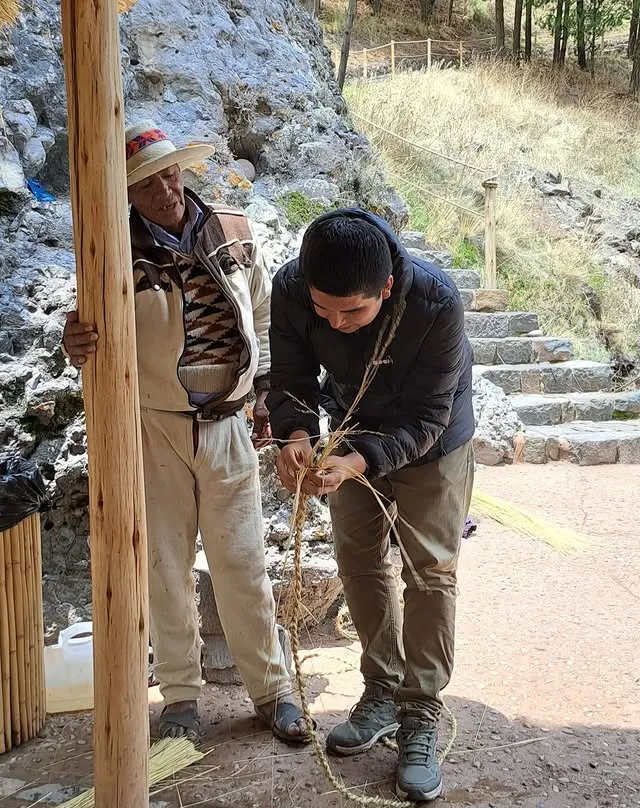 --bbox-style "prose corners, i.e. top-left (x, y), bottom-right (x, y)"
top-left (251, 390), bottom-right (272, 449)
top-left (276, 431), bottom-right (314, 493)
top-left (303, 452), bottom-right (367, 496)
top-left (63, 311), bottom-right (98, 366)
